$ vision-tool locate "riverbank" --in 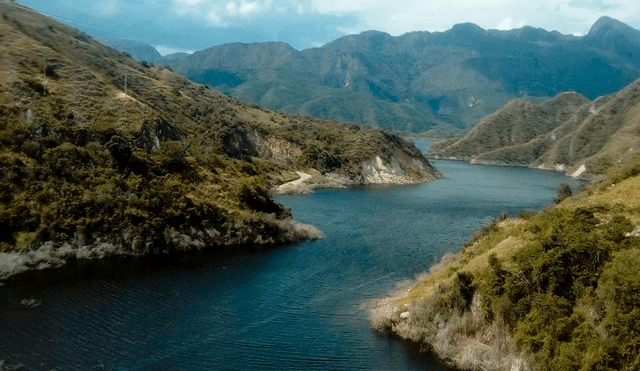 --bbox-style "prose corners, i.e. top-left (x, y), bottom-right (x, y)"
top-left (370, 161), bottom-right (640, 370)
top-left (272, 152), bottom-right (443, 195)
top-left (0, 217), bottom-right (322, 281)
